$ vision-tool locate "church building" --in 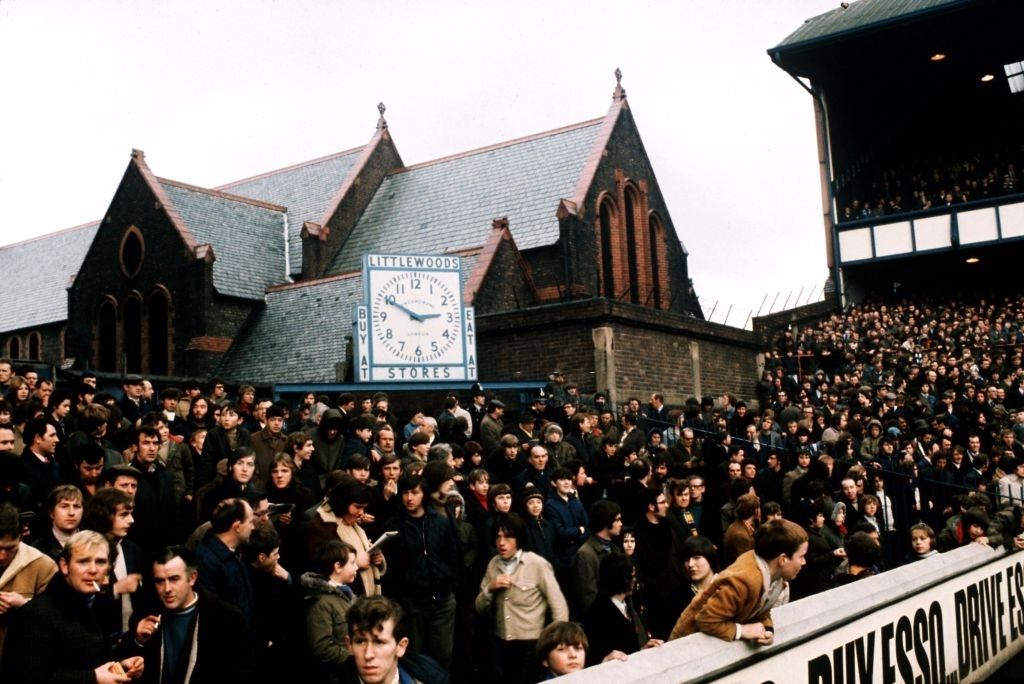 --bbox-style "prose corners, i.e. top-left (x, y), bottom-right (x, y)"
top-left (1, 75), bottom-right (759, 404)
